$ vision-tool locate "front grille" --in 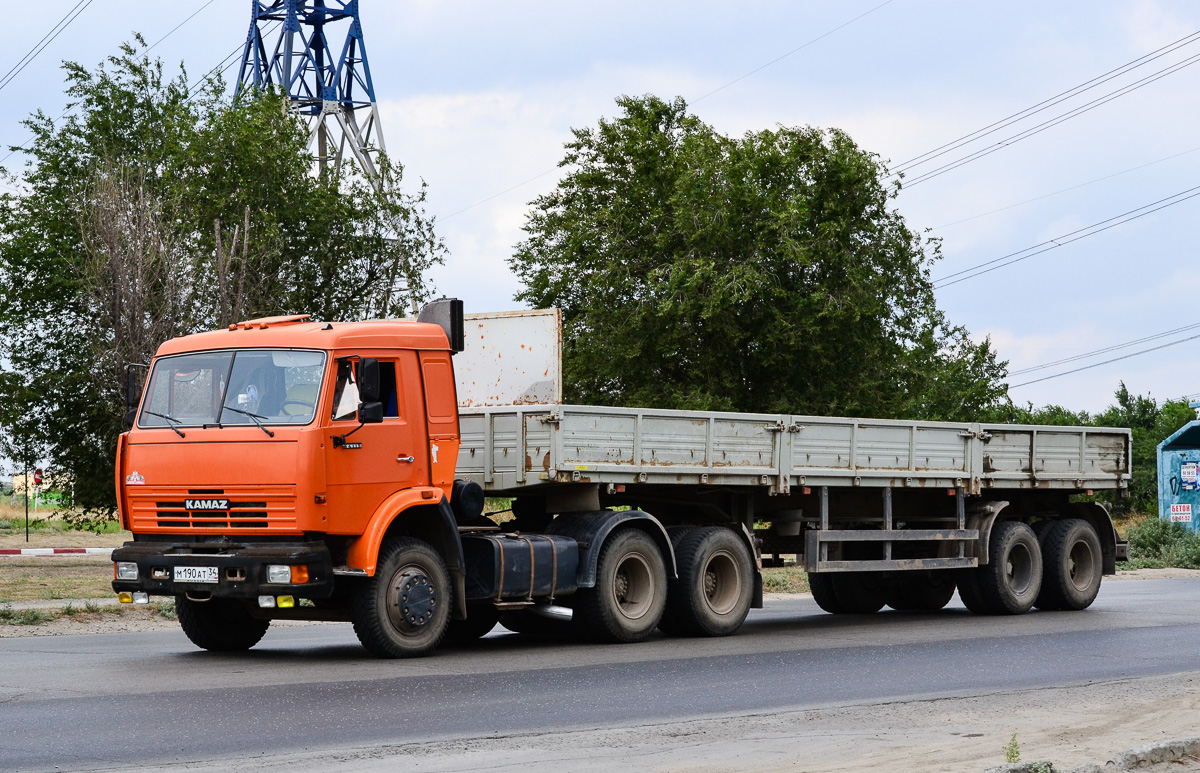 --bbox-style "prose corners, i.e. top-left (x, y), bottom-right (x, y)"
top-left (130, 487), bottom-right (297, 533)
